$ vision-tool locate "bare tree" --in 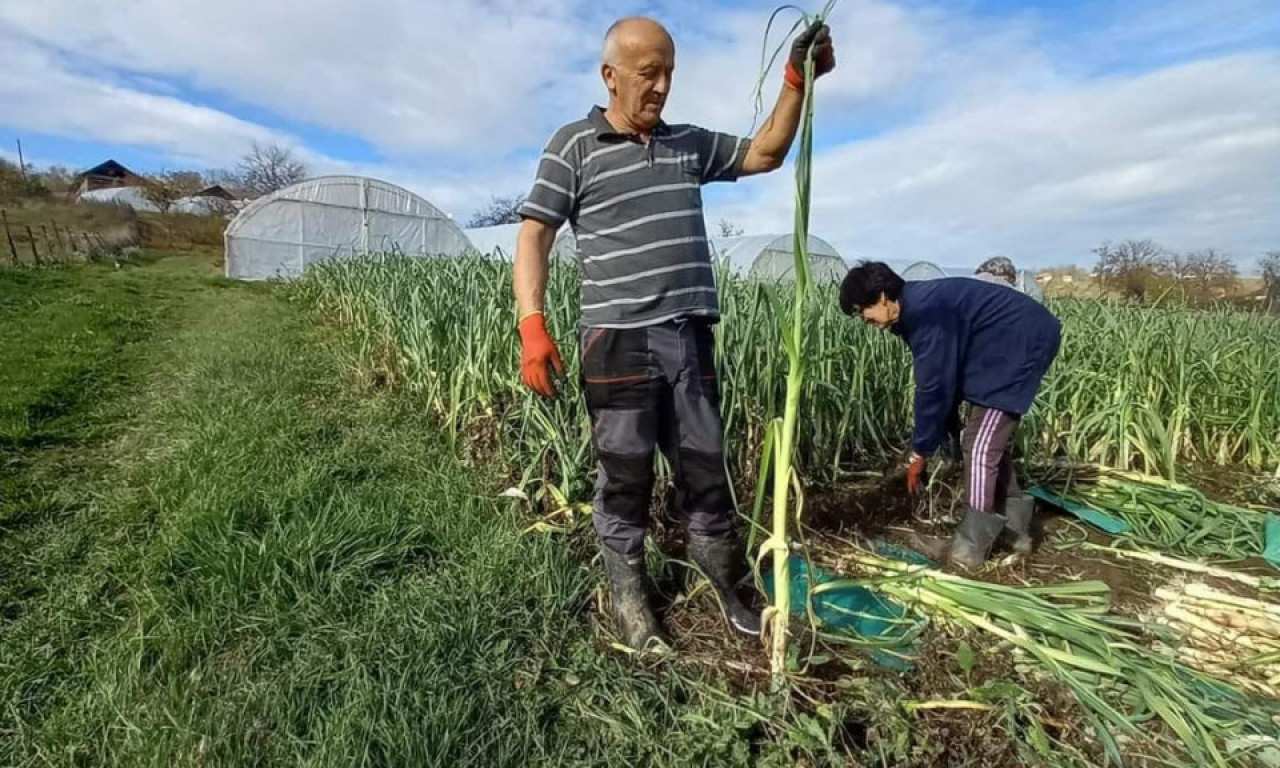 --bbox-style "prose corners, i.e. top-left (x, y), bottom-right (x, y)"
top-left (717, 218), bottom-right (744, 238)
top-left (141, 170), bottom-right (204, 213)
top-left (466, 194), bottom-right (526, 228)
top-left (37, 165), bottom-right (76, 197)
top-left (237, 142), bottom-right (308, 197)
top-left (1163, 249), bottom-right (1238, 305)
top-left (1094, 239), bottom-right (1164, 299)
top-left (1262, 252), bottom-right (1280, 314)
